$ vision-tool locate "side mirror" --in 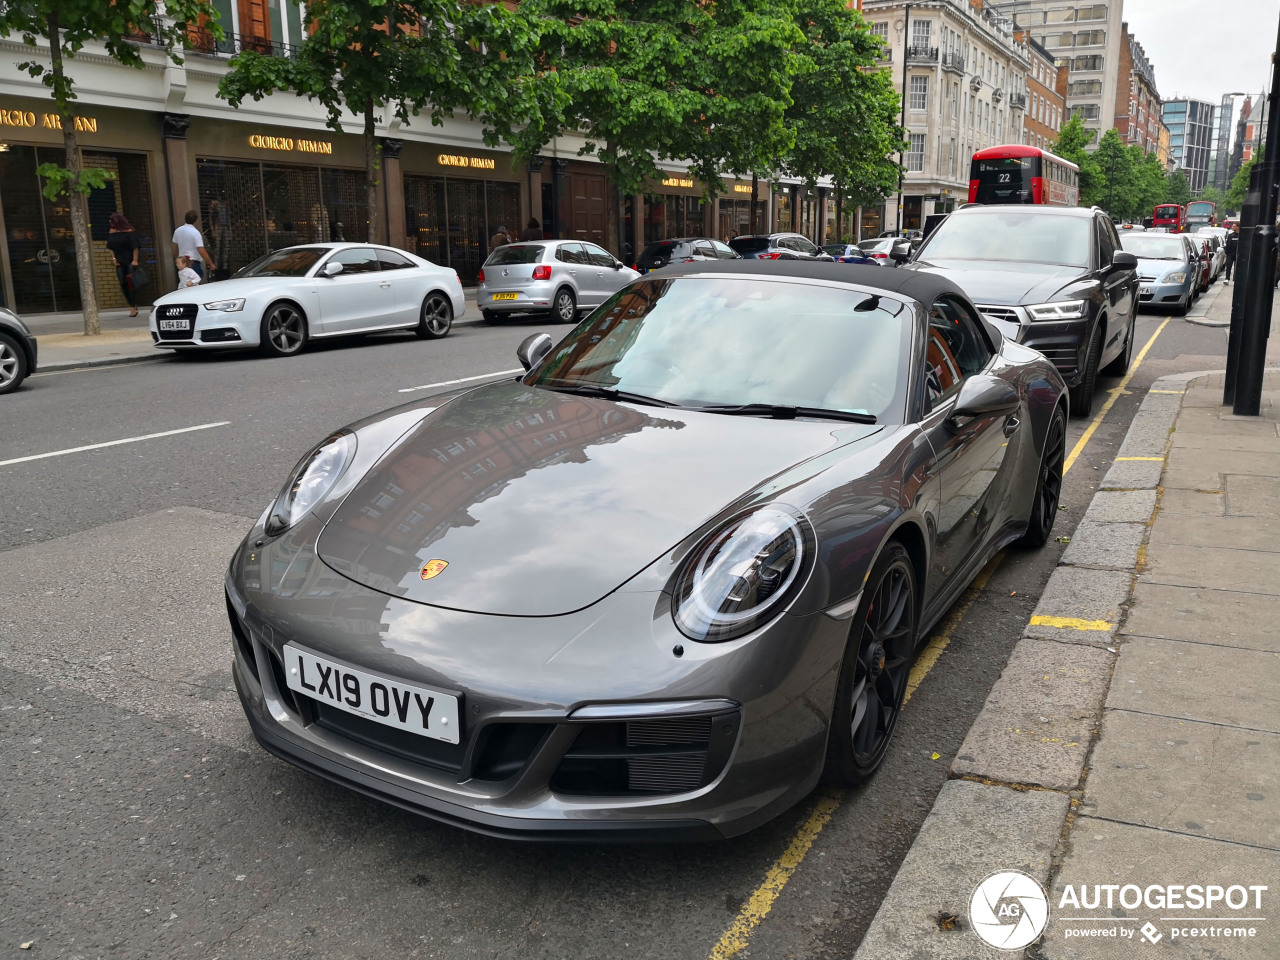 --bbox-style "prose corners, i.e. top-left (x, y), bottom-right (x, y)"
top-left (322, 261), bottom-right (344, 277)
top-left (949, 375), bottom-right (1019, 425)
top-left (1111, 251), bottom-right (1138, 270)
top-left (612, 260), bottom-right (623, 269)
top-left (890, 241), bottom-right (912, 264)
top-left (516, 332), bottom-right (554, 372)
